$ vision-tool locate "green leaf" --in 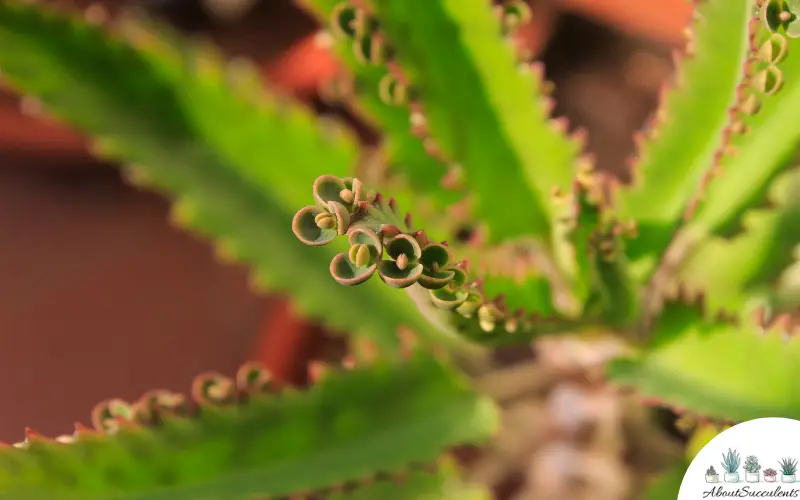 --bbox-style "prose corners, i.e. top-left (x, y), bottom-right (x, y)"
top-left (0, 352), bottom-right (499, 499)
top-left (676, 168), bottom-right (800, 314)
top-left (642, 461), bottom-right (689, 500)
top-left (329, 464), bottom-right (491, 500)
top-left (569, 180), bottom-right (640, 323)
top-left (690, 32), bottom-right (800, 237)
top-left (482, 274), bottom-right (555, 317)
top-left (0, 1), bottom-right (462, 351)
top-left (608, 308), bottom-right (800, 421)
top-left (369, 0), bottom-right (582, 244)
top-left (298, 0), bottom-right (462, 209)
top-left (616, 0), bottom-right (755, 272)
